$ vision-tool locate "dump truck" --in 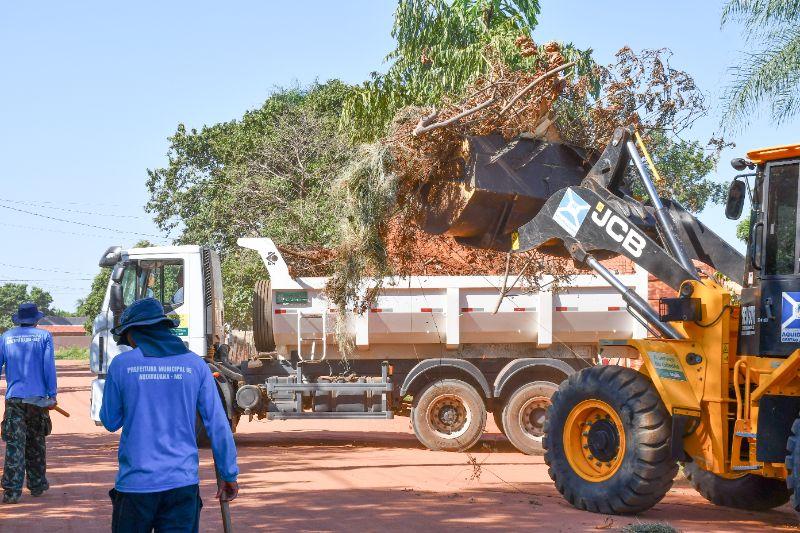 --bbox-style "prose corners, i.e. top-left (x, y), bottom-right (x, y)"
top-left (87, 238), bottom-right (650, 454)
top-left (415, 125), bottom-right (800, 515)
